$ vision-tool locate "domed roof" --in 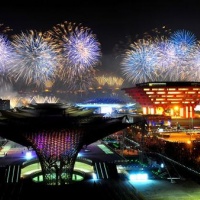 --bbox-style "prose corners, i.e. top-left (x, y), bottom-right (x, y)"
top-left (83, 97), bottom-right (126, 104)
